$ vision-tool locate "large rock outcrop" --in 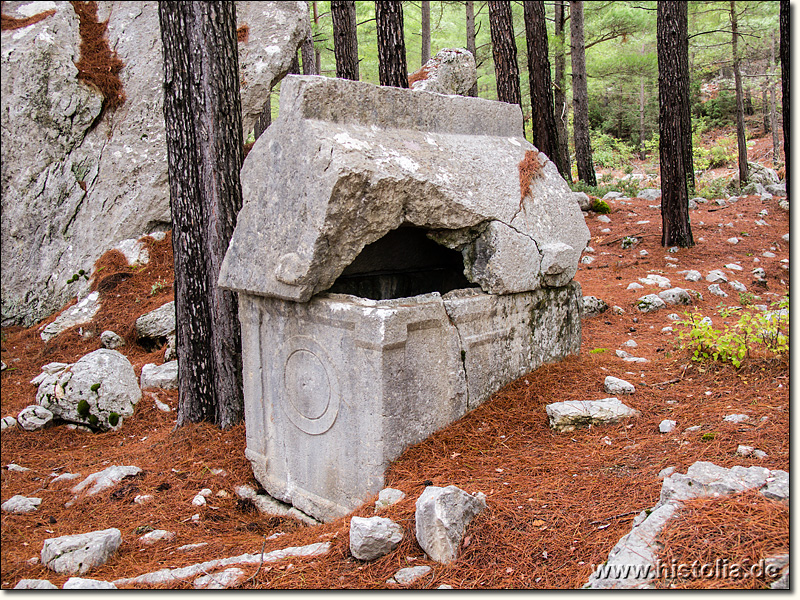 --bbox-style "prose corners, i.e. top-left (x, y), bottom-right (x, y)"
top-left (1, 1), bottom-right (309, 327)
